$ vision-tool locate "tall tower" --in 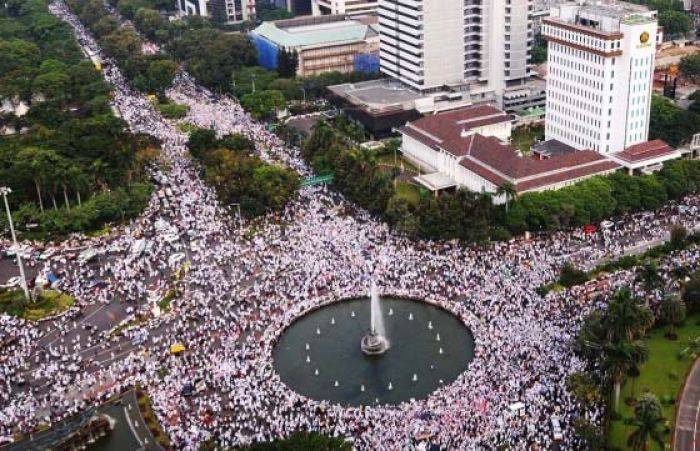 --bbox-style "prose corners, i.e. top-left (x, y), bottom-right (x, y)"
top-left (378, 0), bottom-right (533, 93)
top-left (542, 1), bottom-right (659, 153)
